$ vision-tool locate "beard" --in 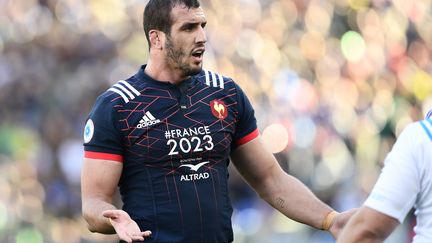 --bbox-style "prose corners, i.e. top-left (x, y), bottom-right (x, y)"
top-left (165, 36), bottom-right (202, 76)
